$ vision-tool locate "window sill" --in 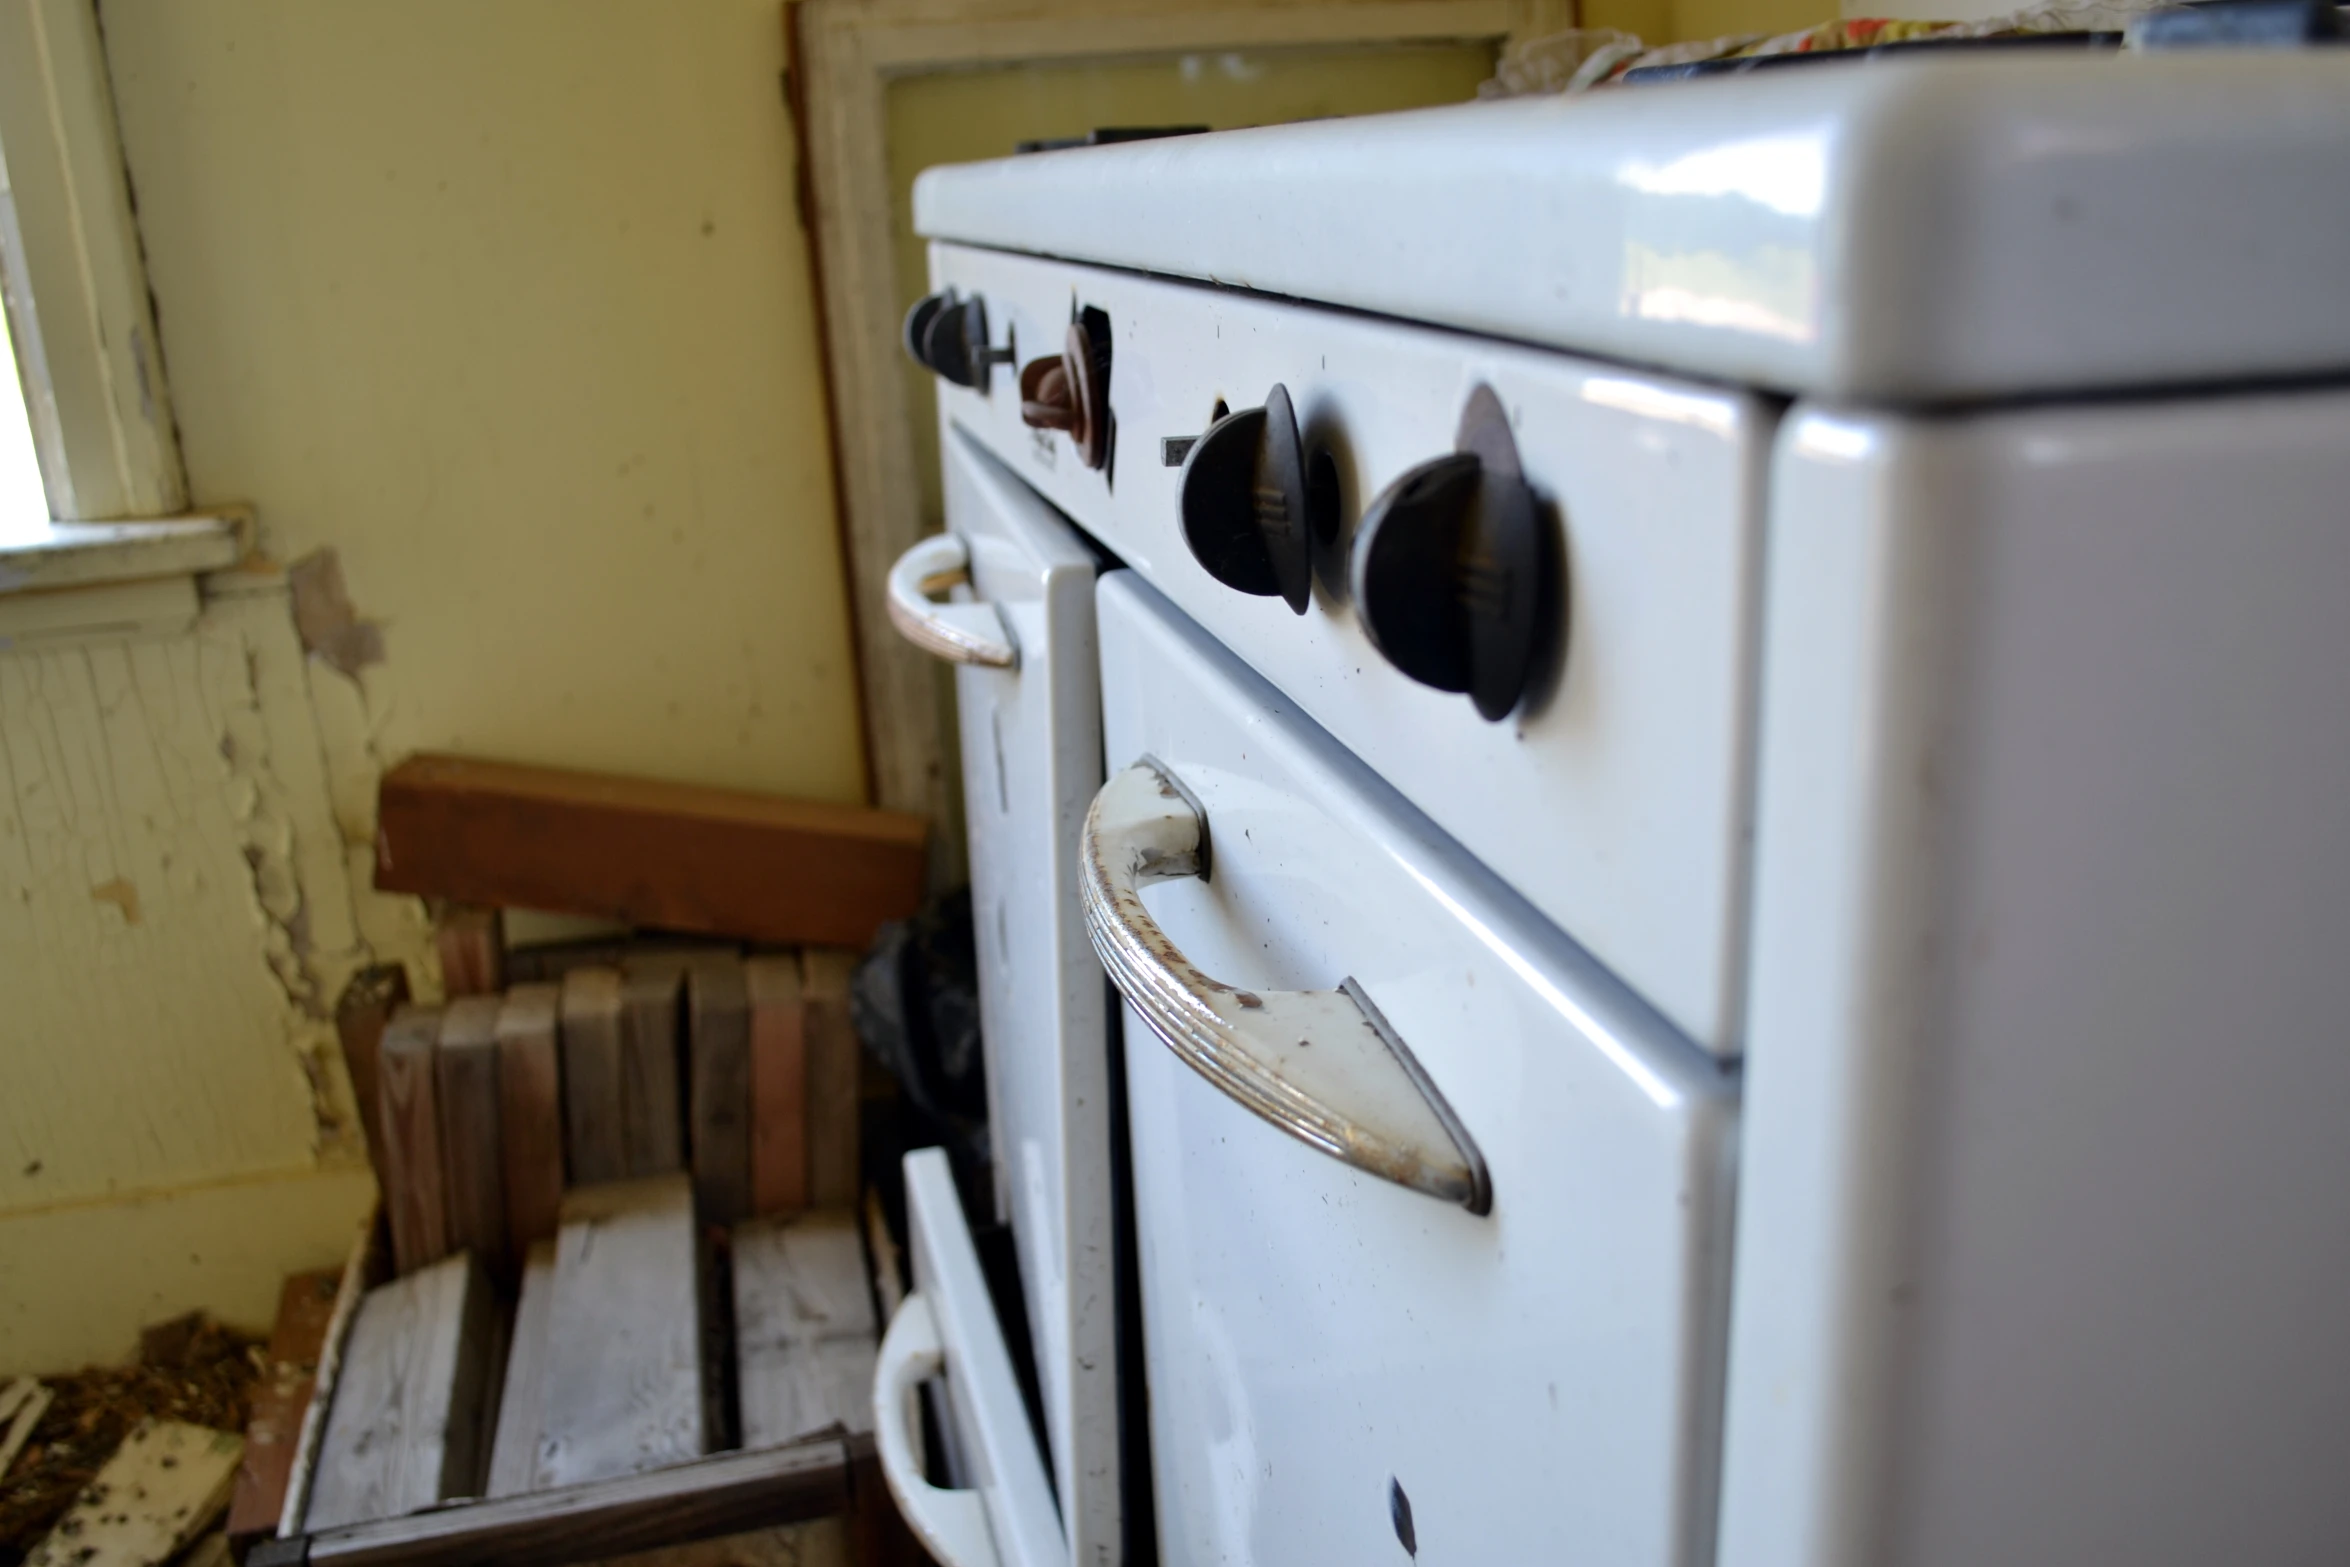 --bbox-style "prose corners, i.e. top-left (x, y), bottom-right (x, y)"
top-left (0, 509), bottom-right (251, 597)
